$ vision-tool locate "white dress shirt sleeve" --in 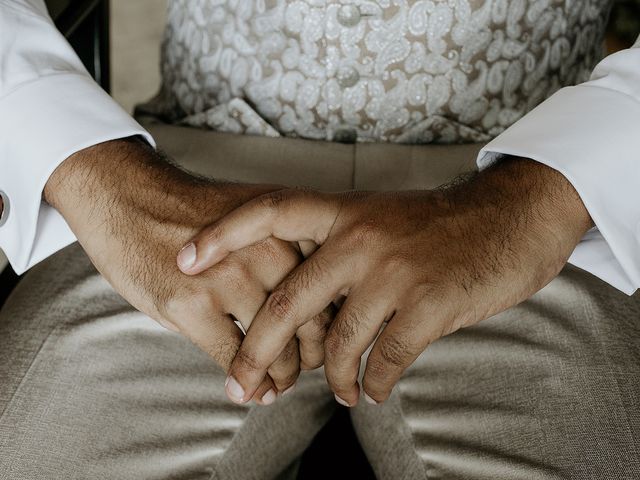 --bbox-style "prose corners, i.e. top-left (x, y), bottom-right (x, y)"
top-left (0, 0), bottom-right (155, 274)
top-left (476, 35), bottom-right (640, 295)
